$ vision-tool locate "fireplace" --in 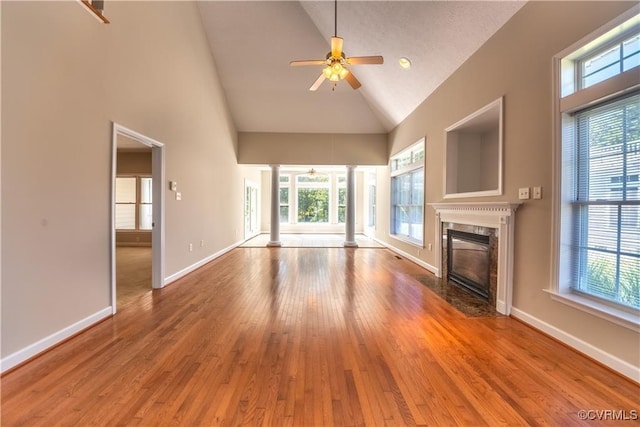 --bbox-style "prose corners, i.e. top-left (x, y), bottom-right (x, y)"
top-left (429, 202), bottom-right (521, 315)
top-left (447, 230), bottom-right (491, 299)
